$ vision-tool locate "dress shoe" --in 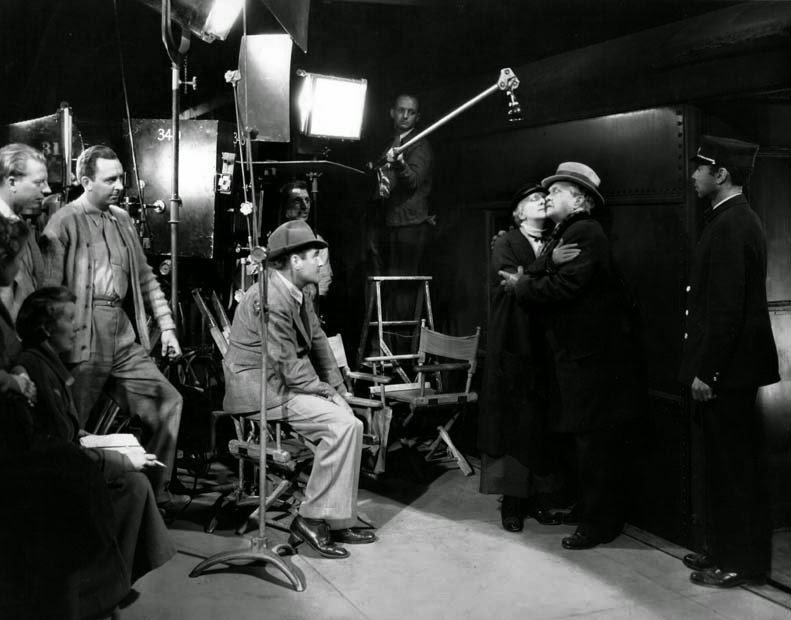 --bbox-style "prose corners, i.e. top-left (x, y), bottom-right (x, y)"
top-left (683, 552), bottom-right (716, 571)
top-left (690, 567), bottom-right (765, 589)
top-left (156, 492), bottom-right (191, 517)
top-left (289, 515), bottom-right (349, 559)
top-left (527, 506), bottom-right (563, 526)
top-left (331, 528), bottom-right (377, 544)
top-left (561, 531), bottom-right (601, 550)
top-left (500, 495), bottom-right (523, 532)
